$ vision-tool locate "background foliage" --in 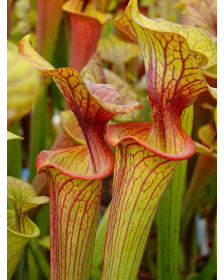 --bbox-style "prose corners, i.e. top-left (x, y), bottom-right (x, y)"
top-left (7, 0), bottom-right (217, 279)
